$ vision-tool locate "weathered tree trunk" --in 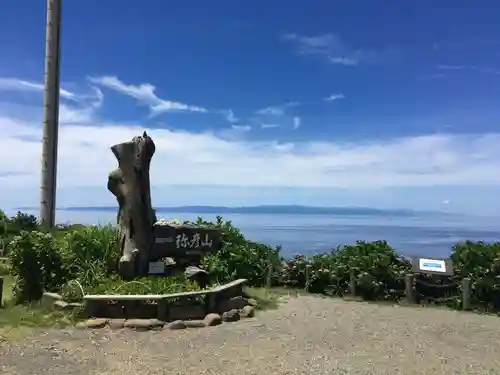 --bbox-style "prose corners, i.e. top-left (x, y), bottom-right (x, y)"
top-left (107, 132), bottom-right (156, 280)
